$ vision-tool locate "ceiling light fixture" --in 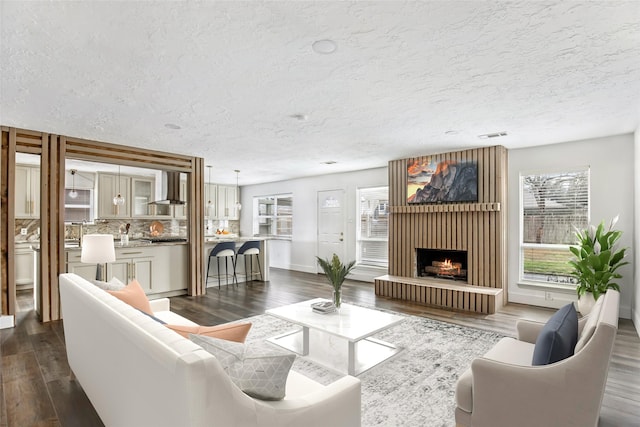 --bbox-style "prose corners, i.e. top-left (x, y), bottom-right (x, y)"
top-left (312, 39), bottom-right (337, 54)
top-left (322, 160), bottom-right (337, 165)
top-left (68, 169), bottom-right (79, 199)
top-left (234, 170), bottom-right (242, 212)
top-left (113, 165), bottom-right (125, 206)
top-left (478, 131), bottom-right (508, 139)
